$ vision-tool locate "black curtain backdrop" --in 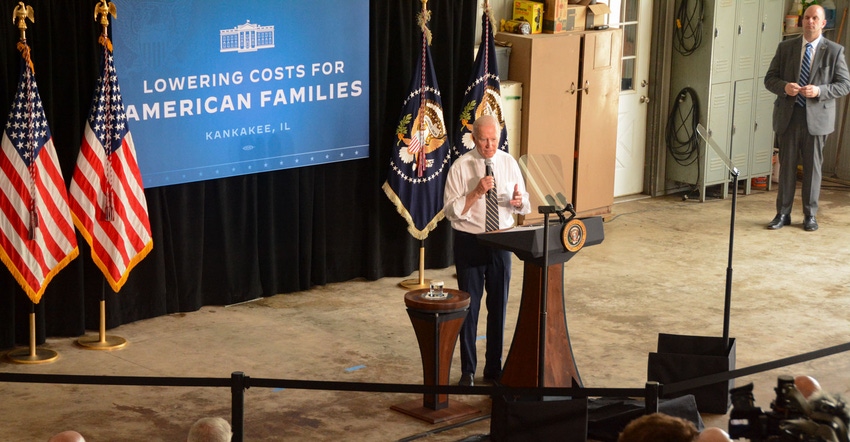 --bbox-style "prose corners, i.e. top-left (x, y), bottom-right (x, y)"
top-left (0, 0), bottom-right (476, 349)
